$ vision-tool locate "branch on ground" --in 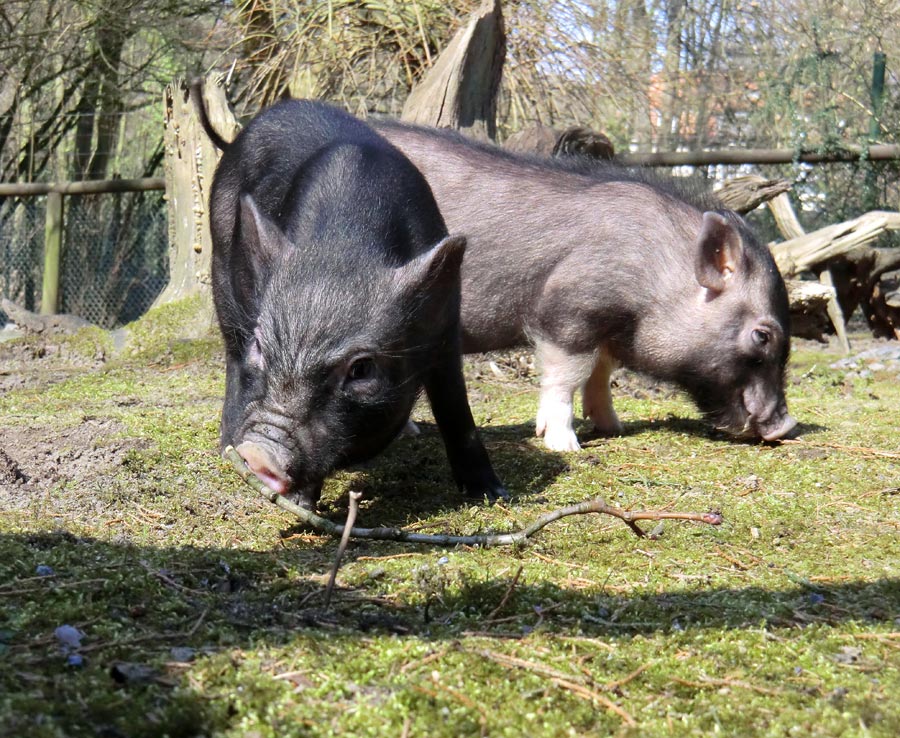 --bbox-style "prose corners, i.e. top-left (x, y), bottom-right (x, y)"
top-left (224, 446), bottom-right (723, 547)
